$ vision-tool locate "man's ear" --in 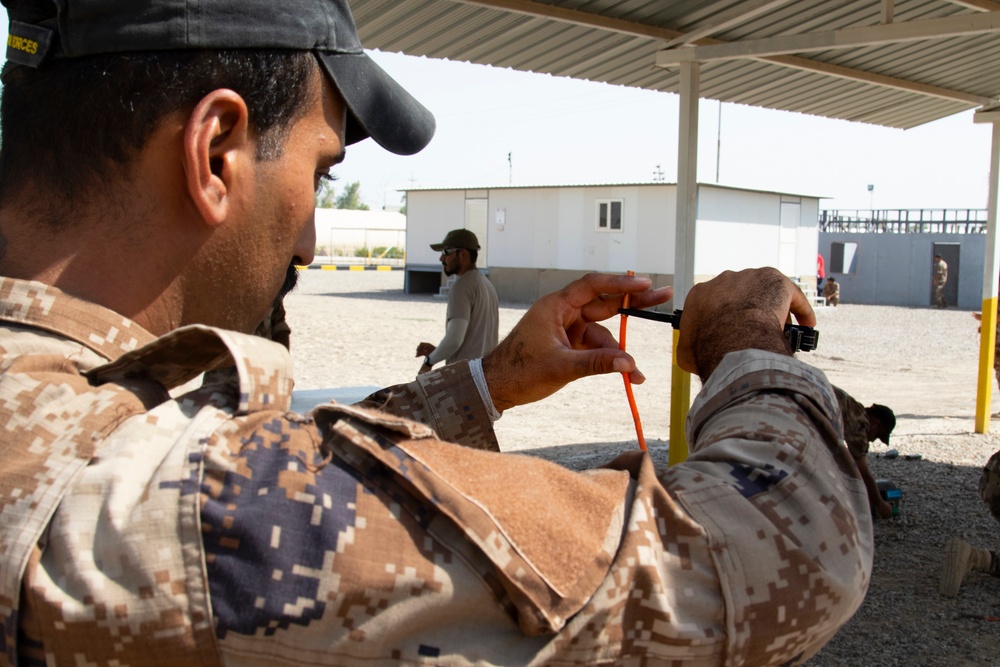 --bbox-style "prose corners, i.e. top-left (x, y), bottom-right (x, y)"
top-left (183, 90), bottom-right (252, 227)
